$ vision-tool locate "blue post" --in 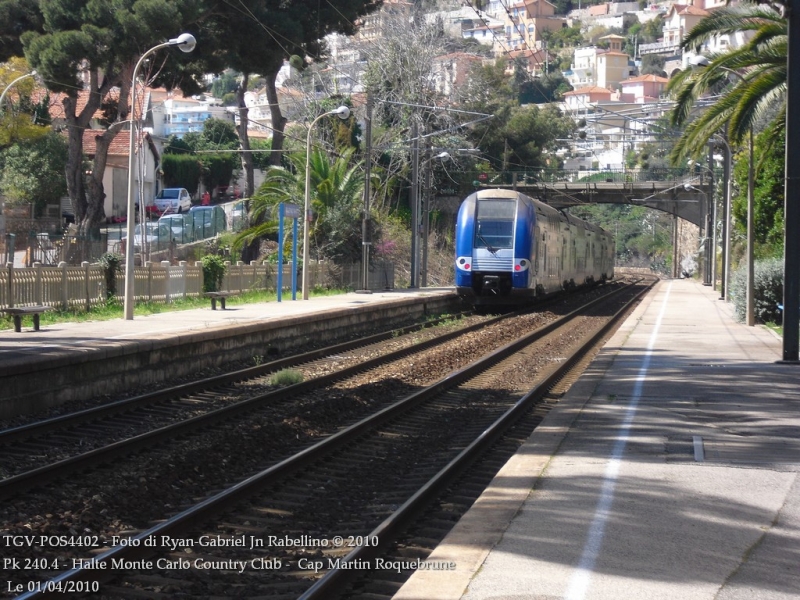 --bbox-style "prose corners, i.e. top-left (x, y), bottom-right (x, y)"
top-left (291, 215), bottom-right (298, 300)
top-left (277, 203), bottom-right (285, 302)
